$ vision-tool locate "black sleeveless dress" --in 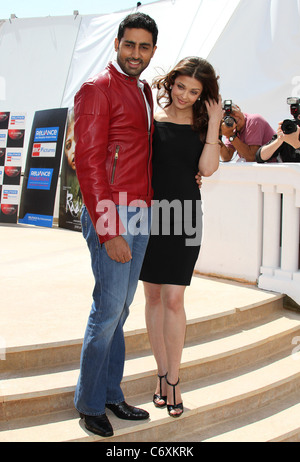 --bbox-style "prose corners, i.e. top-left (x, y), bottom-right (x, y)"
top-left (140, 121), bottom-right (204, 286)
